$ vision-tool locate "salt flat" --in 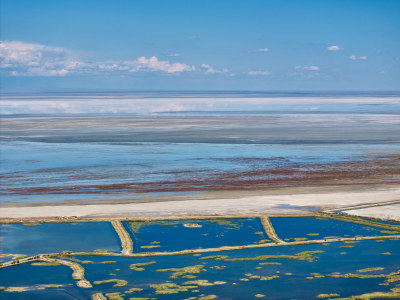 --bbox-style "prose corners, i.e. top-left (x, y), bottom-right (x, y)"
top-left (344, 203), bottom-right (400, 221)
top-left (1, 187), bottom-right (399, 219)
